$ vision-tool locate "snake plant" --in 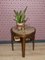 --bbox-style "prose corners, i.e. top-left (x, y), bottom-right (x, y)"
top-left (14, 6), bottom-right (27, 23)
